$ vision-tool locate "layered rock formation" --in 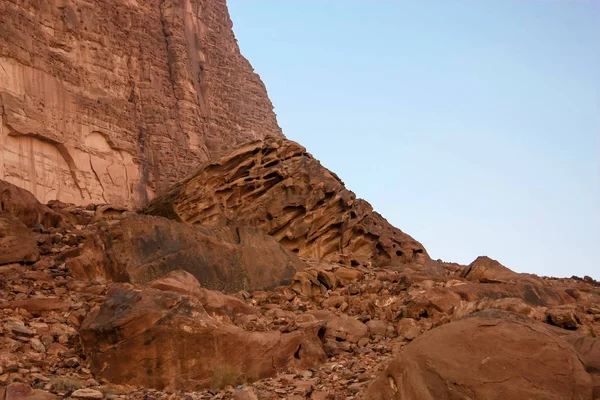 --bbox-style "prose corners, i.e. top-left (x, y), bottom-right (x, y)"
top-left (144, 138), bottom-right (430, 269)
top-left (0, 0), bottom-right (281, 207)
